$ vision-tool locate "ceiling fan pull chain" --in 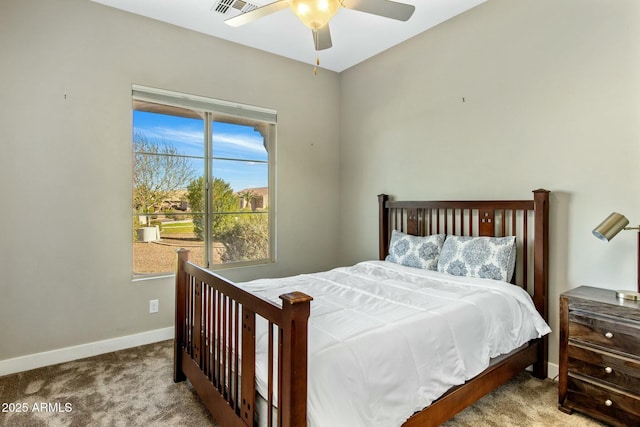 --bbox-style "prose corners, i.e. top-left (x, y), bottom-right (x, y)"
top-left (313, 56), bottom-right (320, 76)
